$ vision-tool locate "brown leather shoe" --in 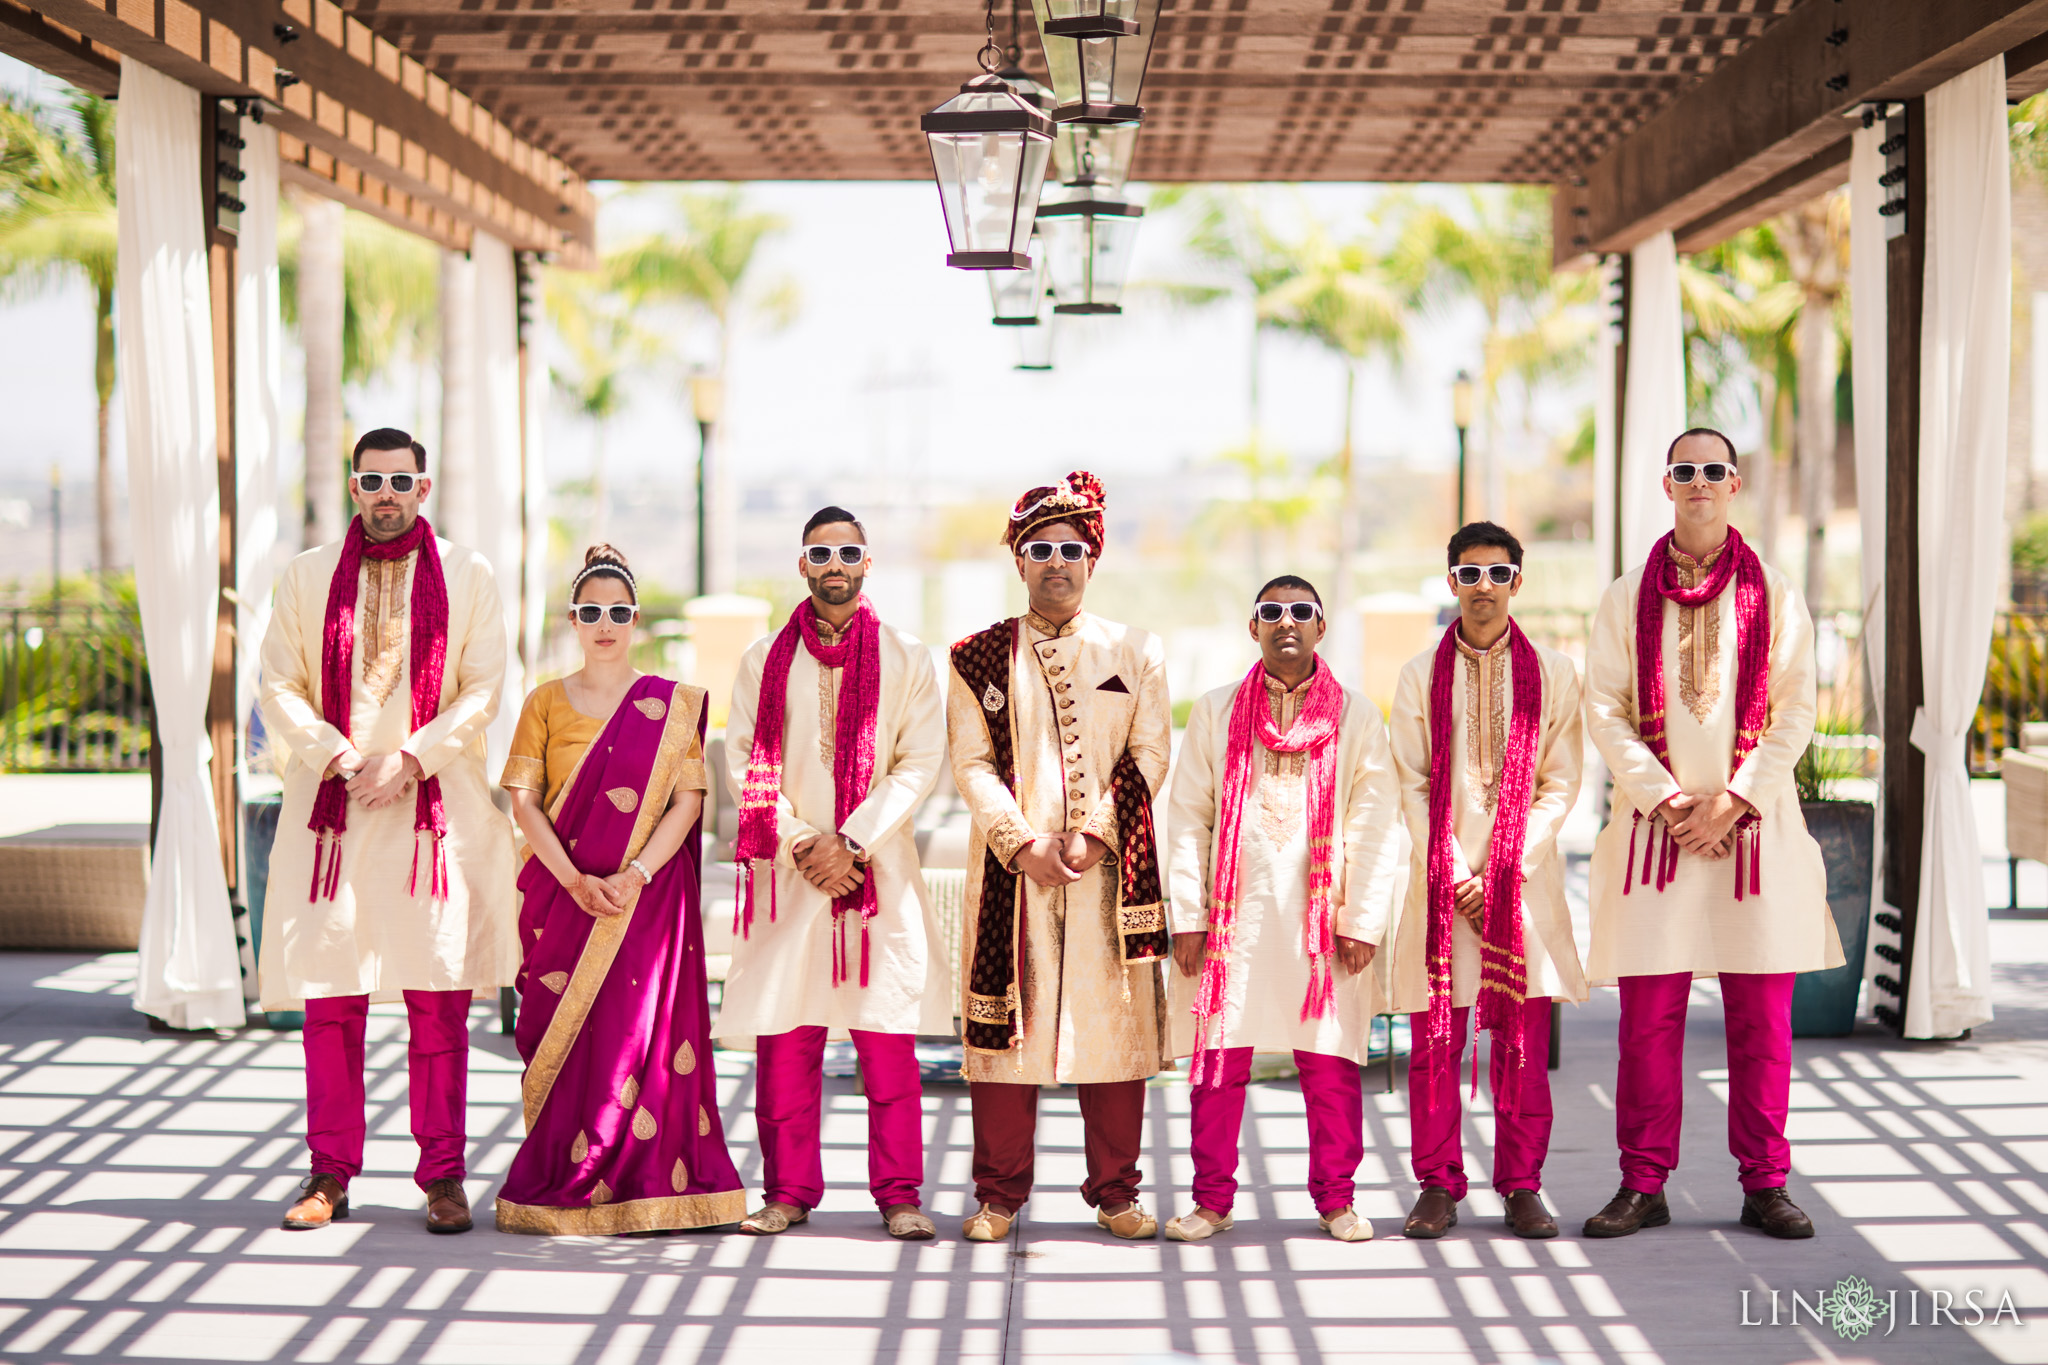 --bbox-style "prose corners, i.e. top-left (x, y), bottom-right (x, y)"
top-left (1740, 1188), bottom-right (1814, 1239)
top-left (282, 1174), bottom-right (349, 1230)
top-left (1582, 1186), bottom-right (1669, 1238)
top-left (1402, 1187), bottom-right (1458, 1239)
top-left (424, 1178), bottom-right (473, 1234)
top-left (1503, 1189), bottom-right (1558, 1239)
